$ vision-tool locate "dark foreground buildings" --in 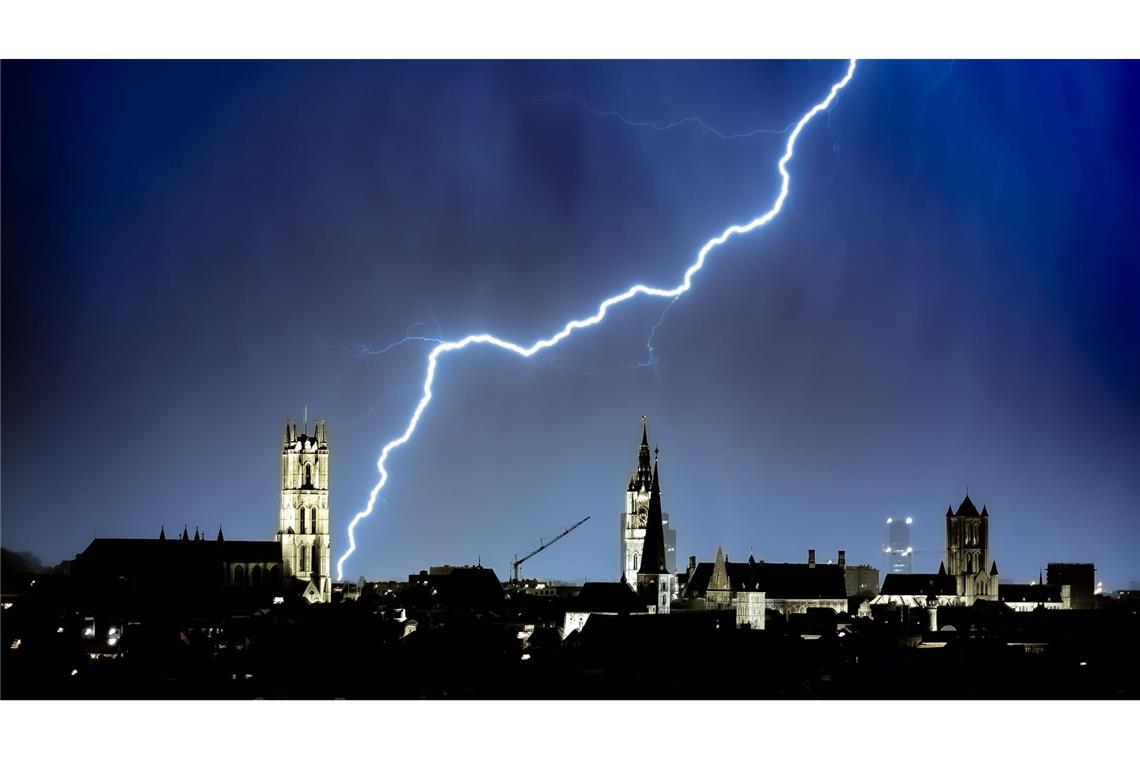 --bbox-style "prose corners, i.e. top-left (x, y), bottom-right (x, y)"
top-left (2, 419), bottom-right (1135, 699)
